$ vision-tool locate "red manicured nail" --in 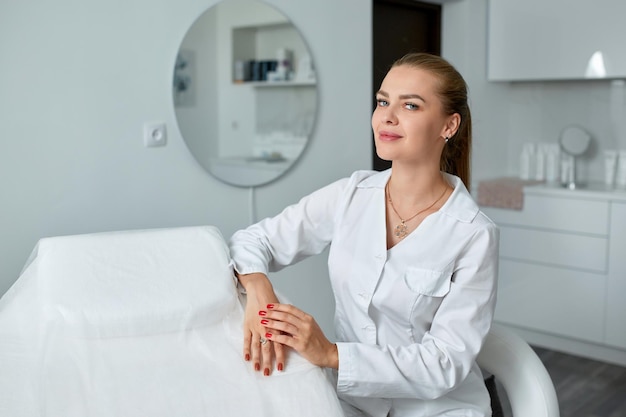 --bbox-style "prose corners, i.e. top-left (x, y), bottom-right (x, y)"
top-left (267, 304), bottom-right (275, 309)
top-left (260, 319), bottom-right (269, 325)
top-left (245, 354), bottom-right (250, 361)
top-left (255, 363), bottom-right (260, 371)
top-left (277, 363), bottom-right (284, 371)
top-left (264, 368), bottom-right (270, 376)
top-left (258, 310), bottom-right (267, 316)
top-left (265, 332), bottom-right (272, 338)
